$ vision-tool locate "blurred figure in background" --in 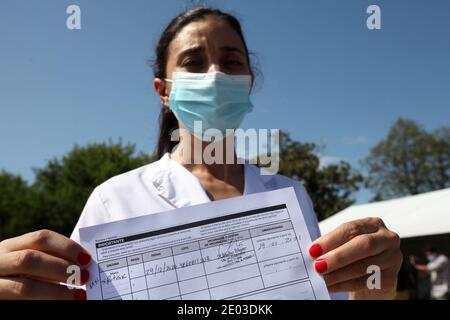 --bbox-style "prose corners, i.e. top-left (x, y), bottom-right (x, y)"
top-left (410, 247), bottom-right (449, 300)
